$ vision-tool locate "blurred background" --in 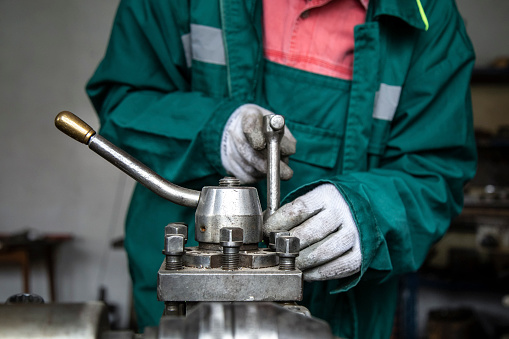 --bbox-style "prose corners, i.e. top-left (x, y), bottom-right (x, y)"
top-left (0, 0), bottom-right (508, 337)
